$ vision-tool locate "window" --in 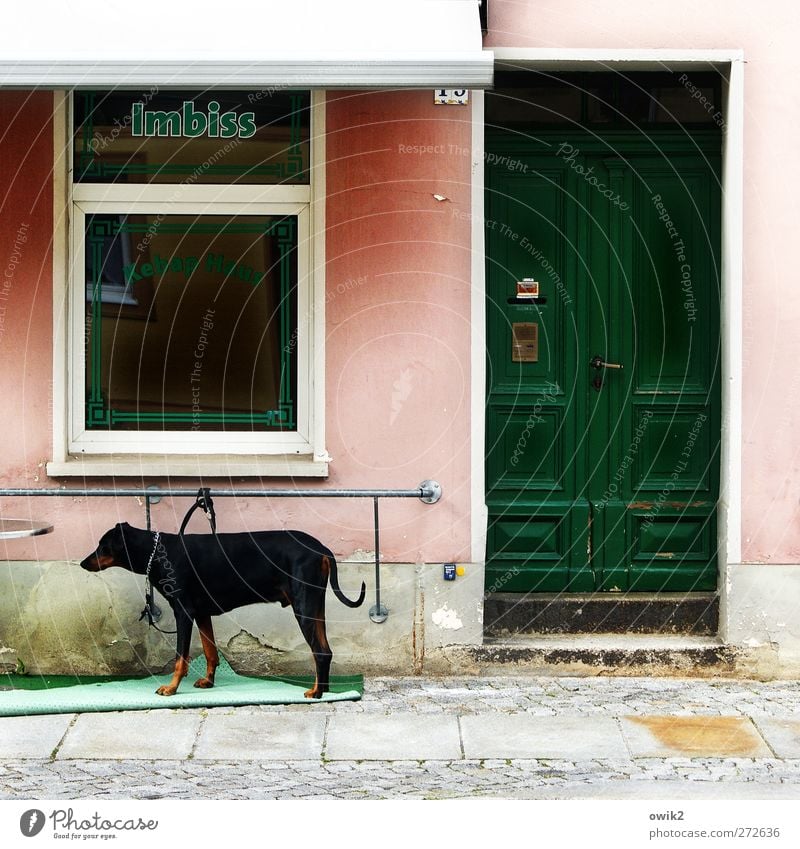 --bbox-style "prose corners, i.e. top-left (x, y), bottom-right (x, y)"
top-left (82, 213), bottom-right (299, 433)
top-left (53, 89), bottom-right (326, 474)
top-left (487, 71), bottom-right (725, 129)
